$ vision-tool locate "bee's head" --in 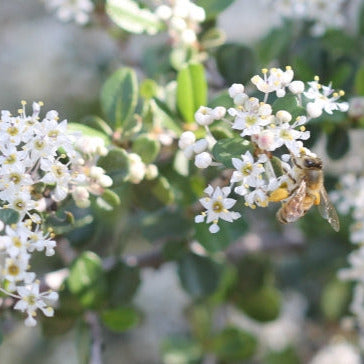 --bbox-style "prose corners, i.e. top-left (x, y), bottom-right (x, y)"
top-left (303, 157), bottom-right (322, 169)
top-left (293, 154), bottom-right (323, 170)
